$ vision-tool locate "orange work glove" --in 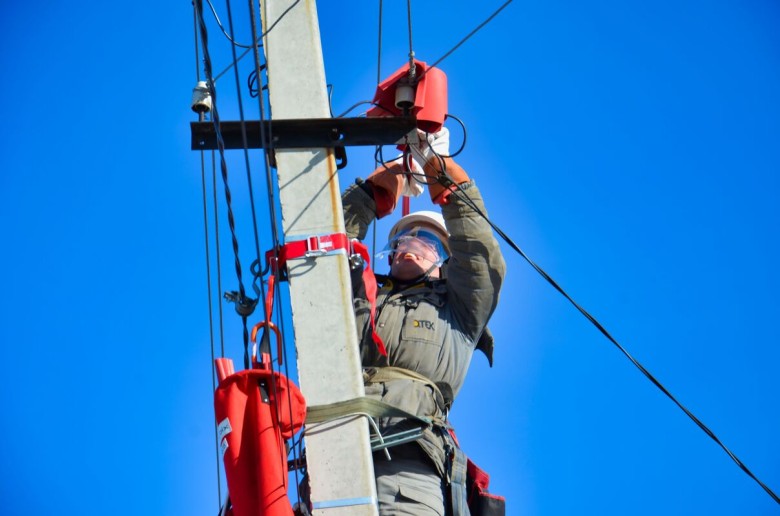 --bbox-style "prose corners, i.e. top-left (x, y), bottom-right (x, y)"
top-left (423, 157), bottom-right (470, 205)
top-left (365, 161), bottom-right (406, 218)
